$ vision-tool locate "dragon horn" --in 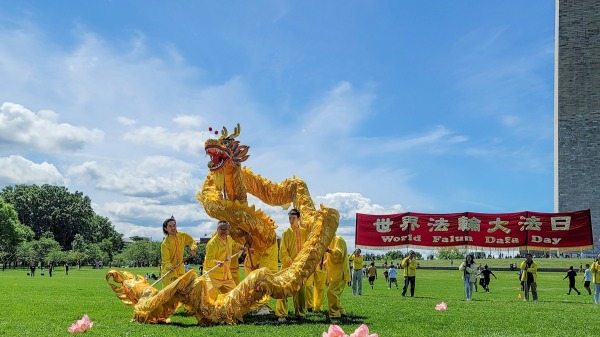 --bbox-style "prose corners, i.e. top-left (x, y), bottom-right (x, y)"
top-left (218, 126), bottom-right (229, 140)
top-left (229, 123), bottom-right (241, 139)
